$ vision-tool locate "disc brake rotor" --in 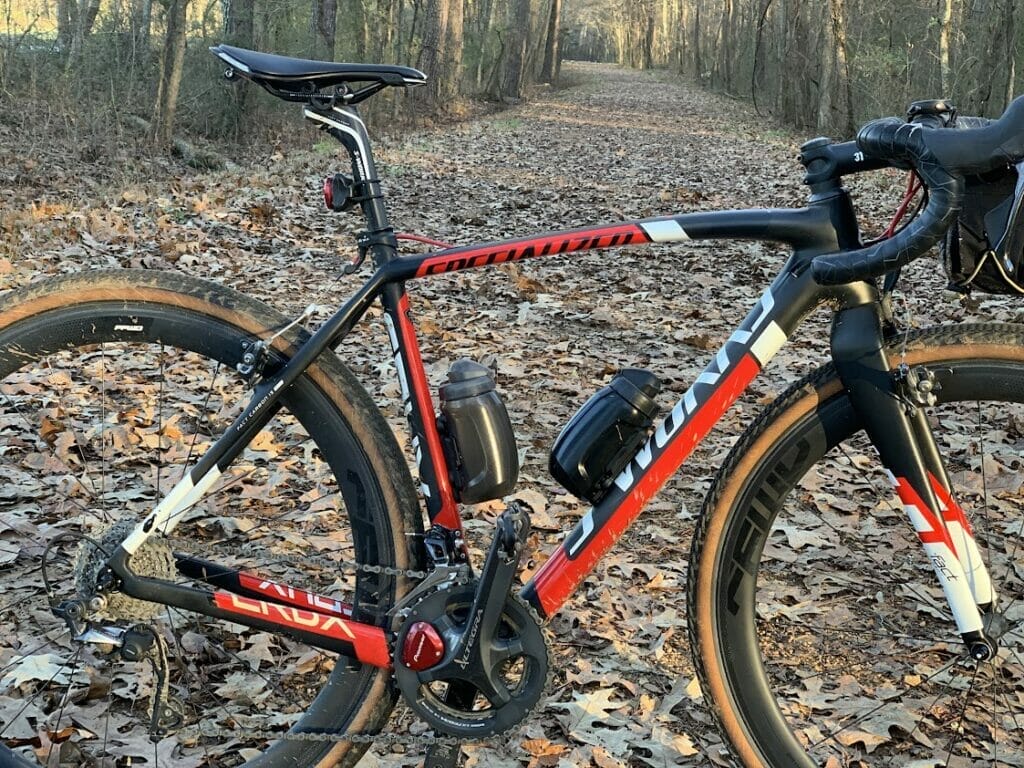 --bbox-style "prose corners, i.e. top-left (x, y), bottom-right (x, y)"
top-left (394, 583), bottom-right (549, 739)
